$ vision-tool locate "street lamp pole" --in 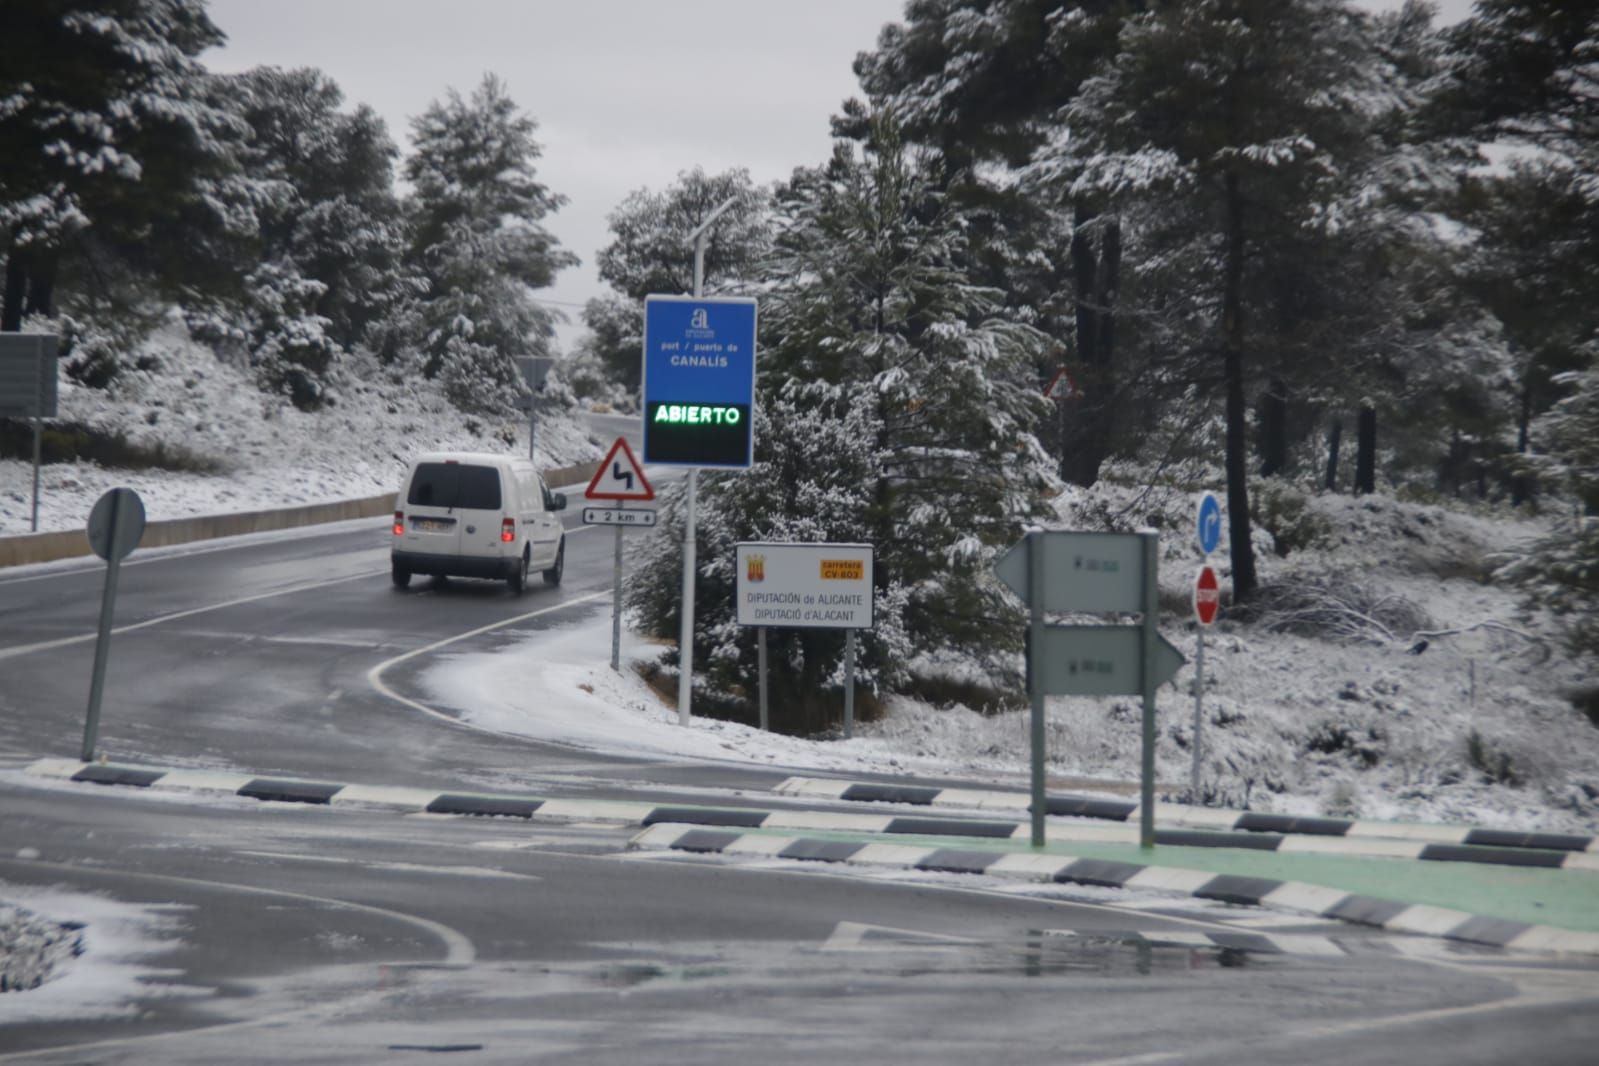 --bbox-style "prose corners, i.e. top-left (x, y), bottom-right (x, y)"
top-left (677, 195), bottom-right (739, 727)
